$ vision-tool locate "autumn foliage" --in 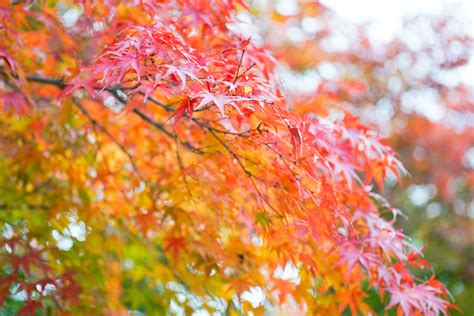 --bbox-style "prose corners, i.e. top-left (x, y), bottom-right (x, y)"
top-left (0, 0), bottom-right (468, 315)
